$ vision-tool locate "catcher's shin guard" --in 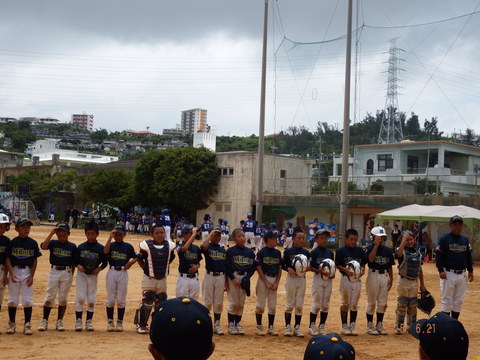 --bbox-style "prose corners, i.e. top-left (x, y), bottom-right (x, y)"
top-left (134, 291), bottom-right (156, 327)
top-left (155, 293), bottom-right (168, 311)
